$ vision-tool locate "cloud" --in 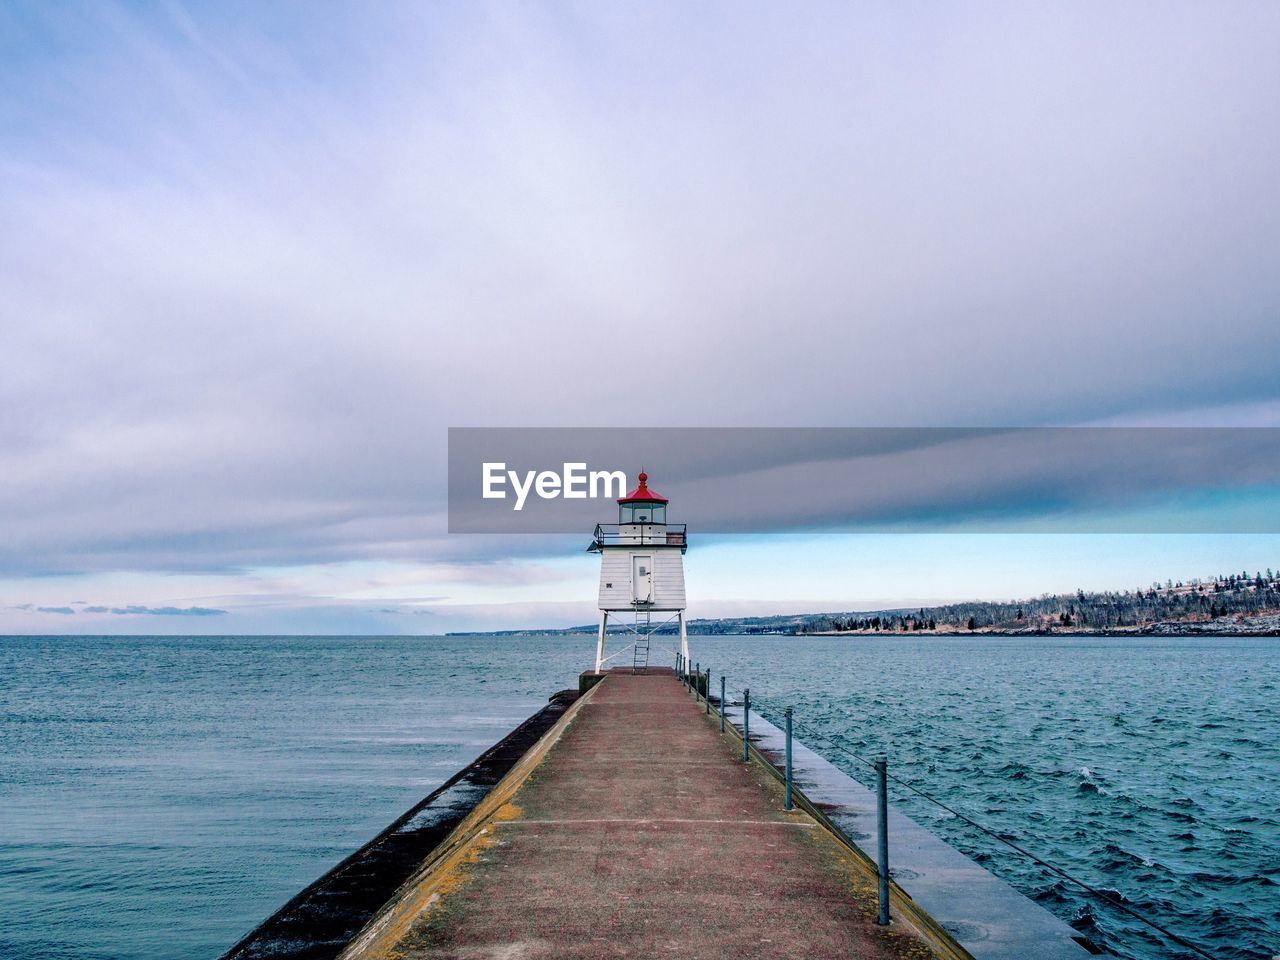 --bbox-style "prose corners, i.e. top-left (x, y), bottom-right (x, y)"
top-left (14, 601), bottom-right (228, 616)
top-left (107, 605), bottom-right (226, 616)
top-left (0, 2), bottom-right (1278, 594)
